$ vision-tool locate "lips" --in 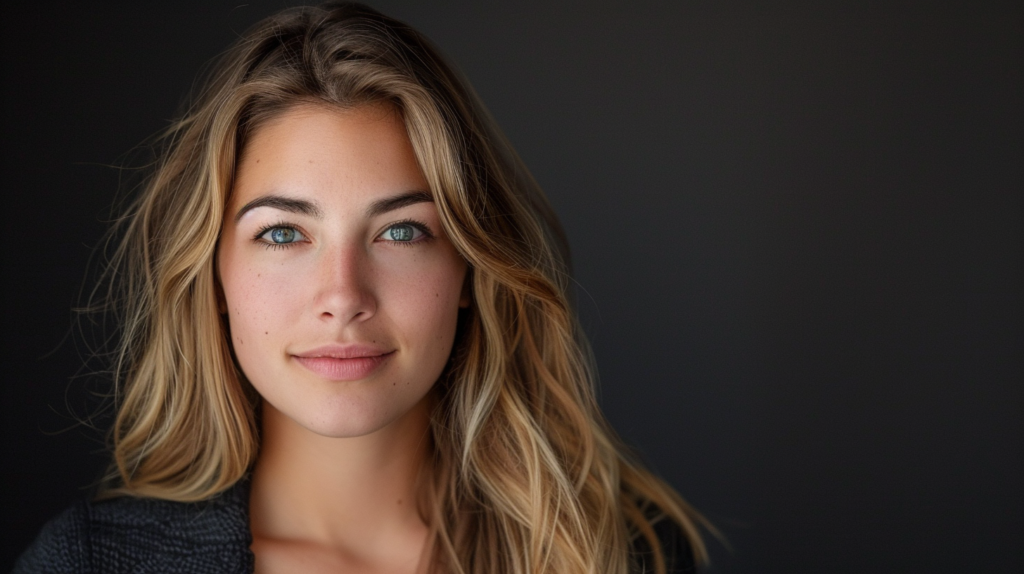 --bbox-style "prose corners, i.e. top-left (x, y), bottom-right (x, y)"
top-left (292, 344), bottom-right (394, 381)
